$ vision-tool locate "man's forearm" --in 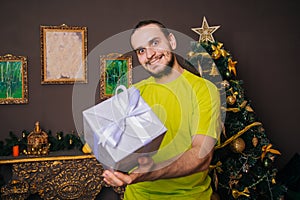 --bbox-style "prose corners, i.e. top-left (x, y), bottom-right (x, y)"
top-left (131, 147), bottom-right (214, 184)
